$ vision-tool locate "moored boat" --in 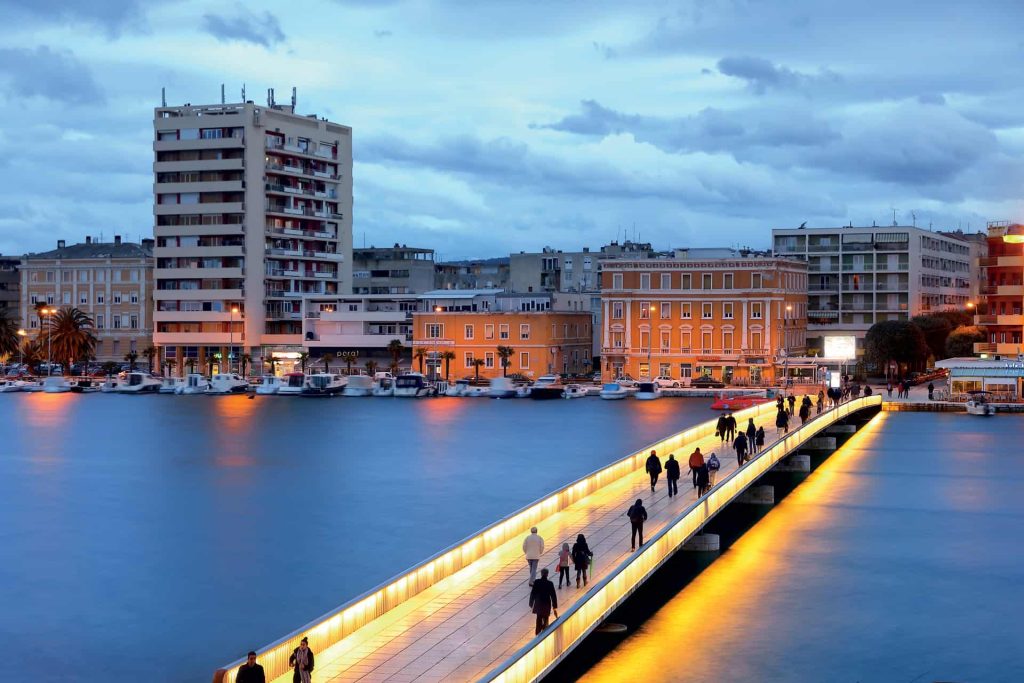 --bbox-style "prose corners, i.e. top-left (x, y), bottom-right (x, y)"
top-left (372, 377), bottom-right (394, 397)
top-left (159, 377), bottom-right (184, 394)
top-left (343, 374), bottom-right (374, 397)
top-left (42, 376), bottom-right (73, 393)
top-left (0, 379), bottom-right (25, 393)
top-left (70, 379), bottom-right (101, 393)
top-left (177, 373), bottom-right (211, 395)
top-left (599, 382), bottom-right (628, 400)
top-left (21, 380), bottom-right (44, 392)
top-left (394, 372), bottom-right (433, 398)
top-left (207, 373), bottom-right (249, 394)
top-left (562, 383), bottom-right (587, 399)
top-left (255, 375), bottom-right (284, 395)
top-left (115, 372), bottom-right (161, 394)
top-left (301, 373), bottom-right (346, 397)
top-left (277, 372), bottom-right (307, 396)
top-left (529, 374), bottom-right (564, 400)
top-left (965, 390), bottom-right (996, 416)
top-left (635, 381), bottom-right (661, 400)
top-left (488, 376), bottom-right (517, 398)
